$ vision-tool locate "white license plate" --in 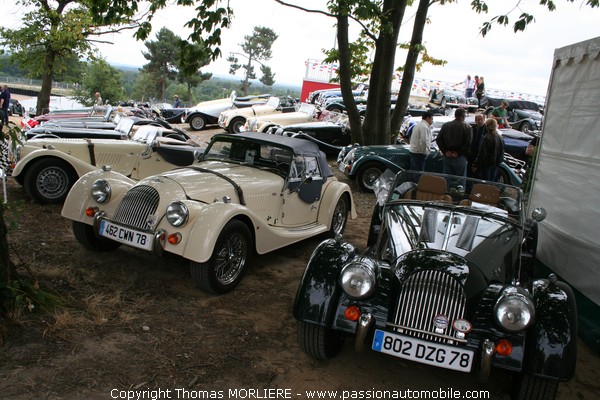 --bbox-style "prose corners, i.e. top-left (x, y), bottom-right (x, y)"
top-left (338, 162), bottom-right (348, 173)
top-left (372, 329), bottom-right (473, 372)
top-left (99, 220), bottom-right (153, 251)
